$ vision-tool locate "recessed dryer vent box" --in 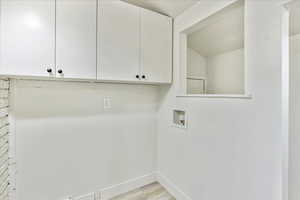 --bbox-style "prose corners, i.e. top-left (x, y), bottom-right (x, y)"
top-left (173, 110), bottom-right (187, 129)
